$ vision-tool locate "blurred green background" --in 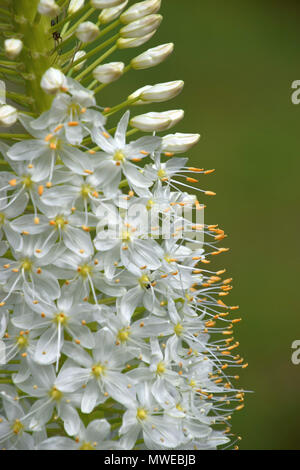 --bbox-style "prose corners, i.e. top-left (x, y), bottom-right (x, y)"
top-left (102, 0), bottom-right (300, 450)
